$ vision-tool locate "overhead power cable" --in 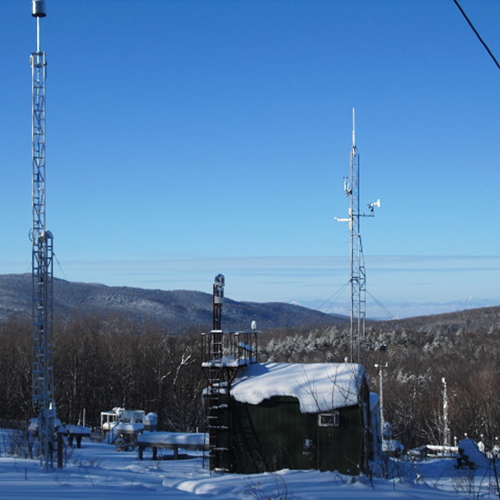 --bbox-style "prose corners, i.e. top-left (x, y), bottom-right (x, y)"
top-left (453, 0), bottom-right (500, 72)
